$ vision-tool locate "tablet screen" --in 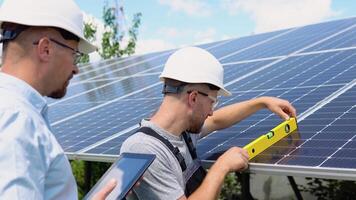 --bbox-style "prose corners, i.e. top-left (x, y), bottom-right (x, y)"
top-left (84, 153), bottom-right (155, 200)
